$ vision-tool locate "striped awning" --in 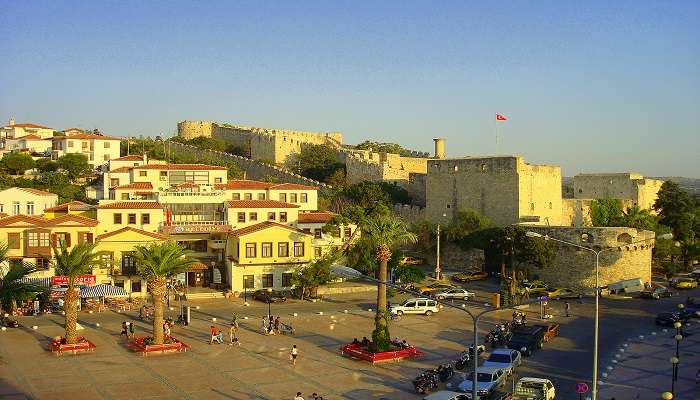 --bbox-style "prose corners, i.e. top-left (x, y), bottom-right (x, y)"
top-left (15, 277), bottom-right (52, 289)
top-left (80, 284), bottom-right (128, 298)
